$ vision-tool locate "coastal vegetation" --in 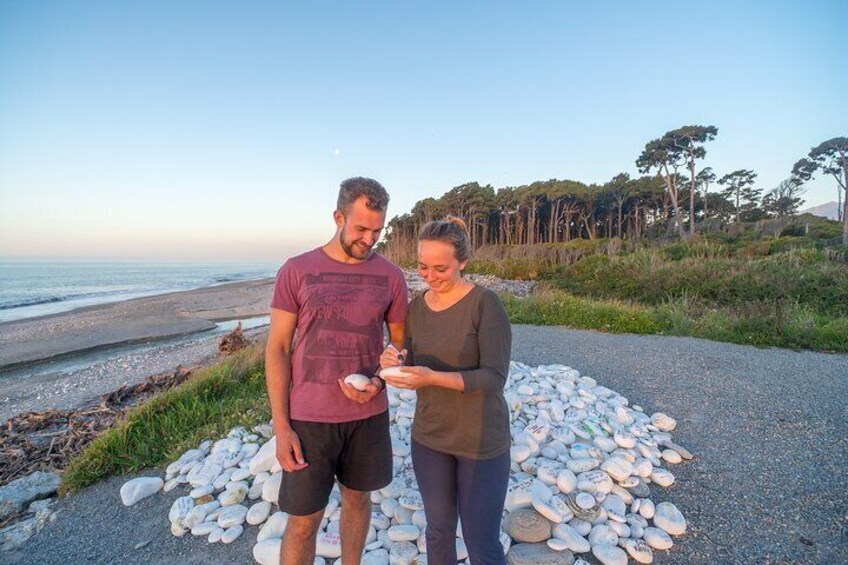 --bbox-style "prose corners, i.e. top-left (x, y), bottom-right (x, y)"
top-left (60, 346), bottom-right (269, 494)
top-left (379, 132), bottom-right (846, 263)
top-left (468, 221), bottom-right (847, 352)
top-left (377, 127), bottom-right (848, 352)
